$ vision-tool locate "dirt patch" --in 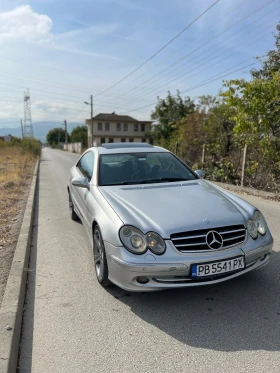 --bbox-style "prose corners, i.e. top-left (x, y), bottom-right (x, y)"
top-left (0, 146), bottom-right (36, 307)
